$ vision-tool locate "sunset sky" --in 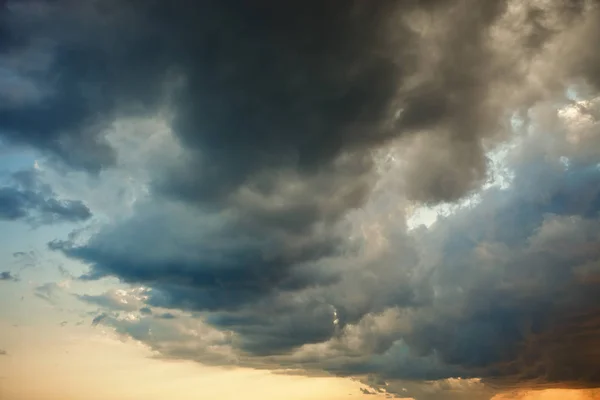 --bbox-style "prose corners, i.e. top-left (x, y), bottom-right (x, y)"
top-left (1, 1), bottom-right (600, 399)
